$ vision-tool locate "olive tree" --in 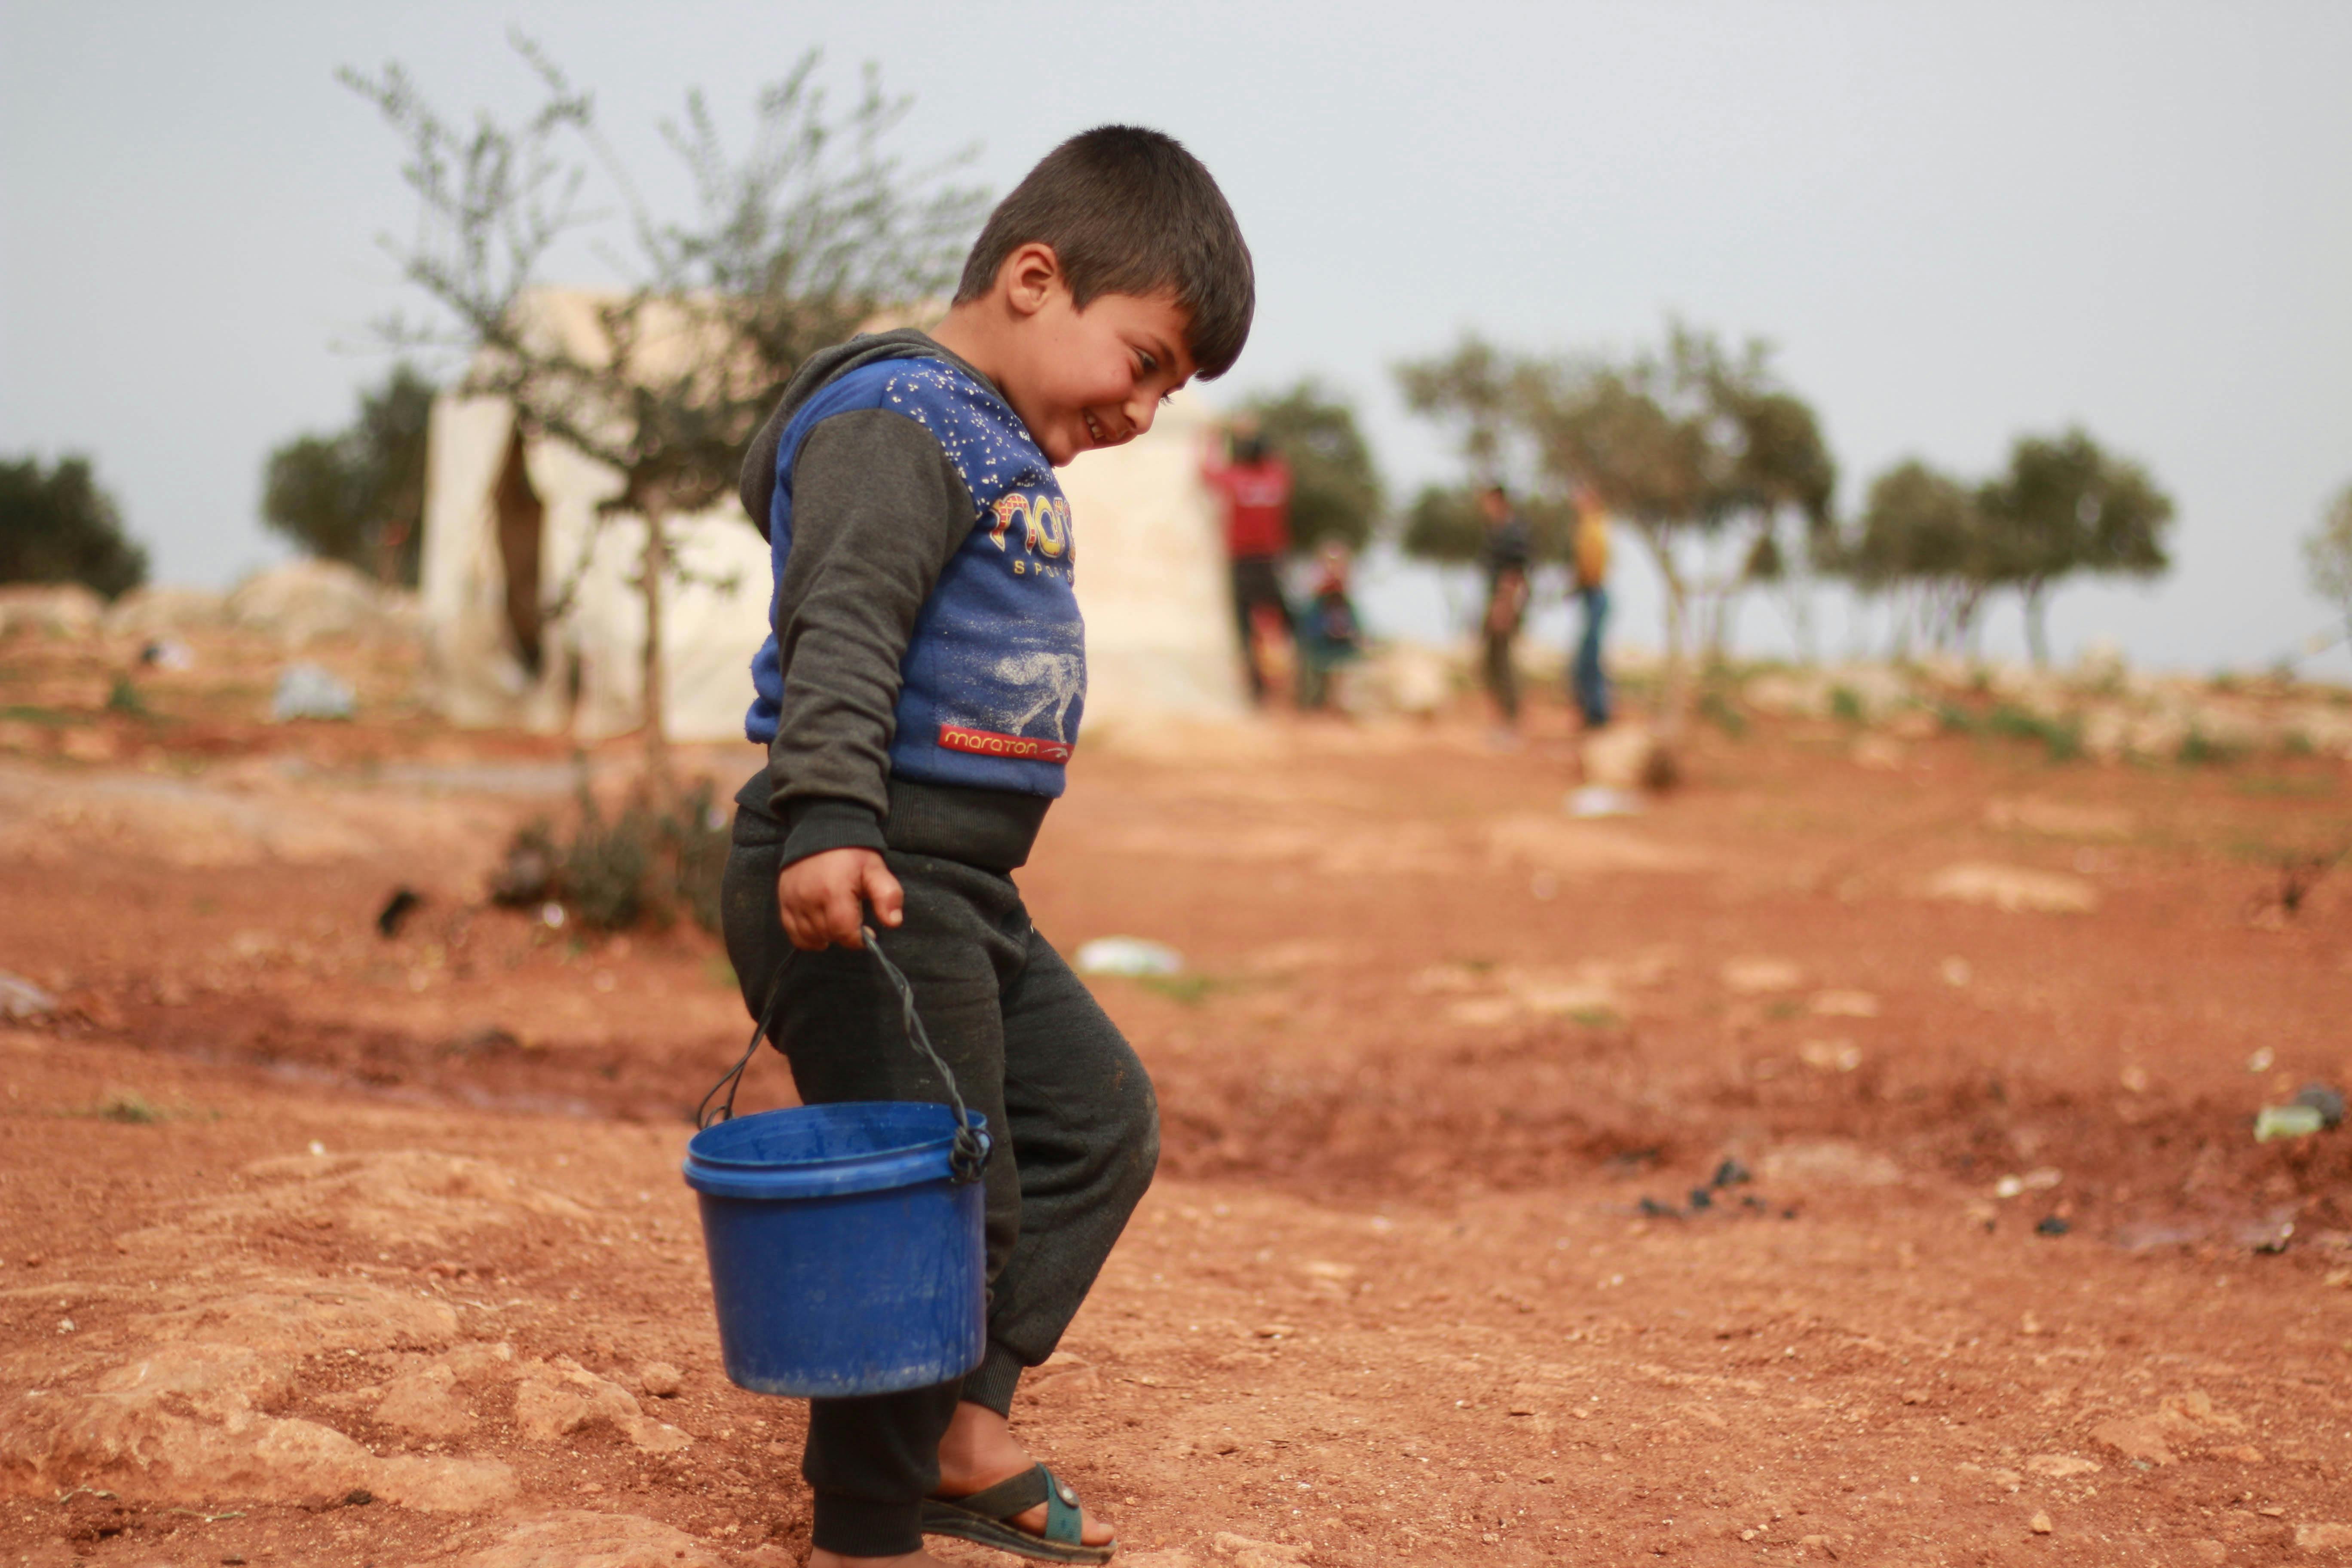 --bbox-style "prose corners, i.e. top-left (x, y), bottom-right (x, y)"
top-left (262, 364), bottom-right (435, 586)
top-left (1400, 324), bottom-right (1833, 726)
top-left (1980, 429), bottom-right (2172, 667)
top-left (2306, 481), bottom-right (2352, 657)
top-left (1835, 458), bottom-right (1993, 654)
top-left (1240, 380), bottom-right (1384, 554)
top-left (0, 455), bottom-right (147, 599)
